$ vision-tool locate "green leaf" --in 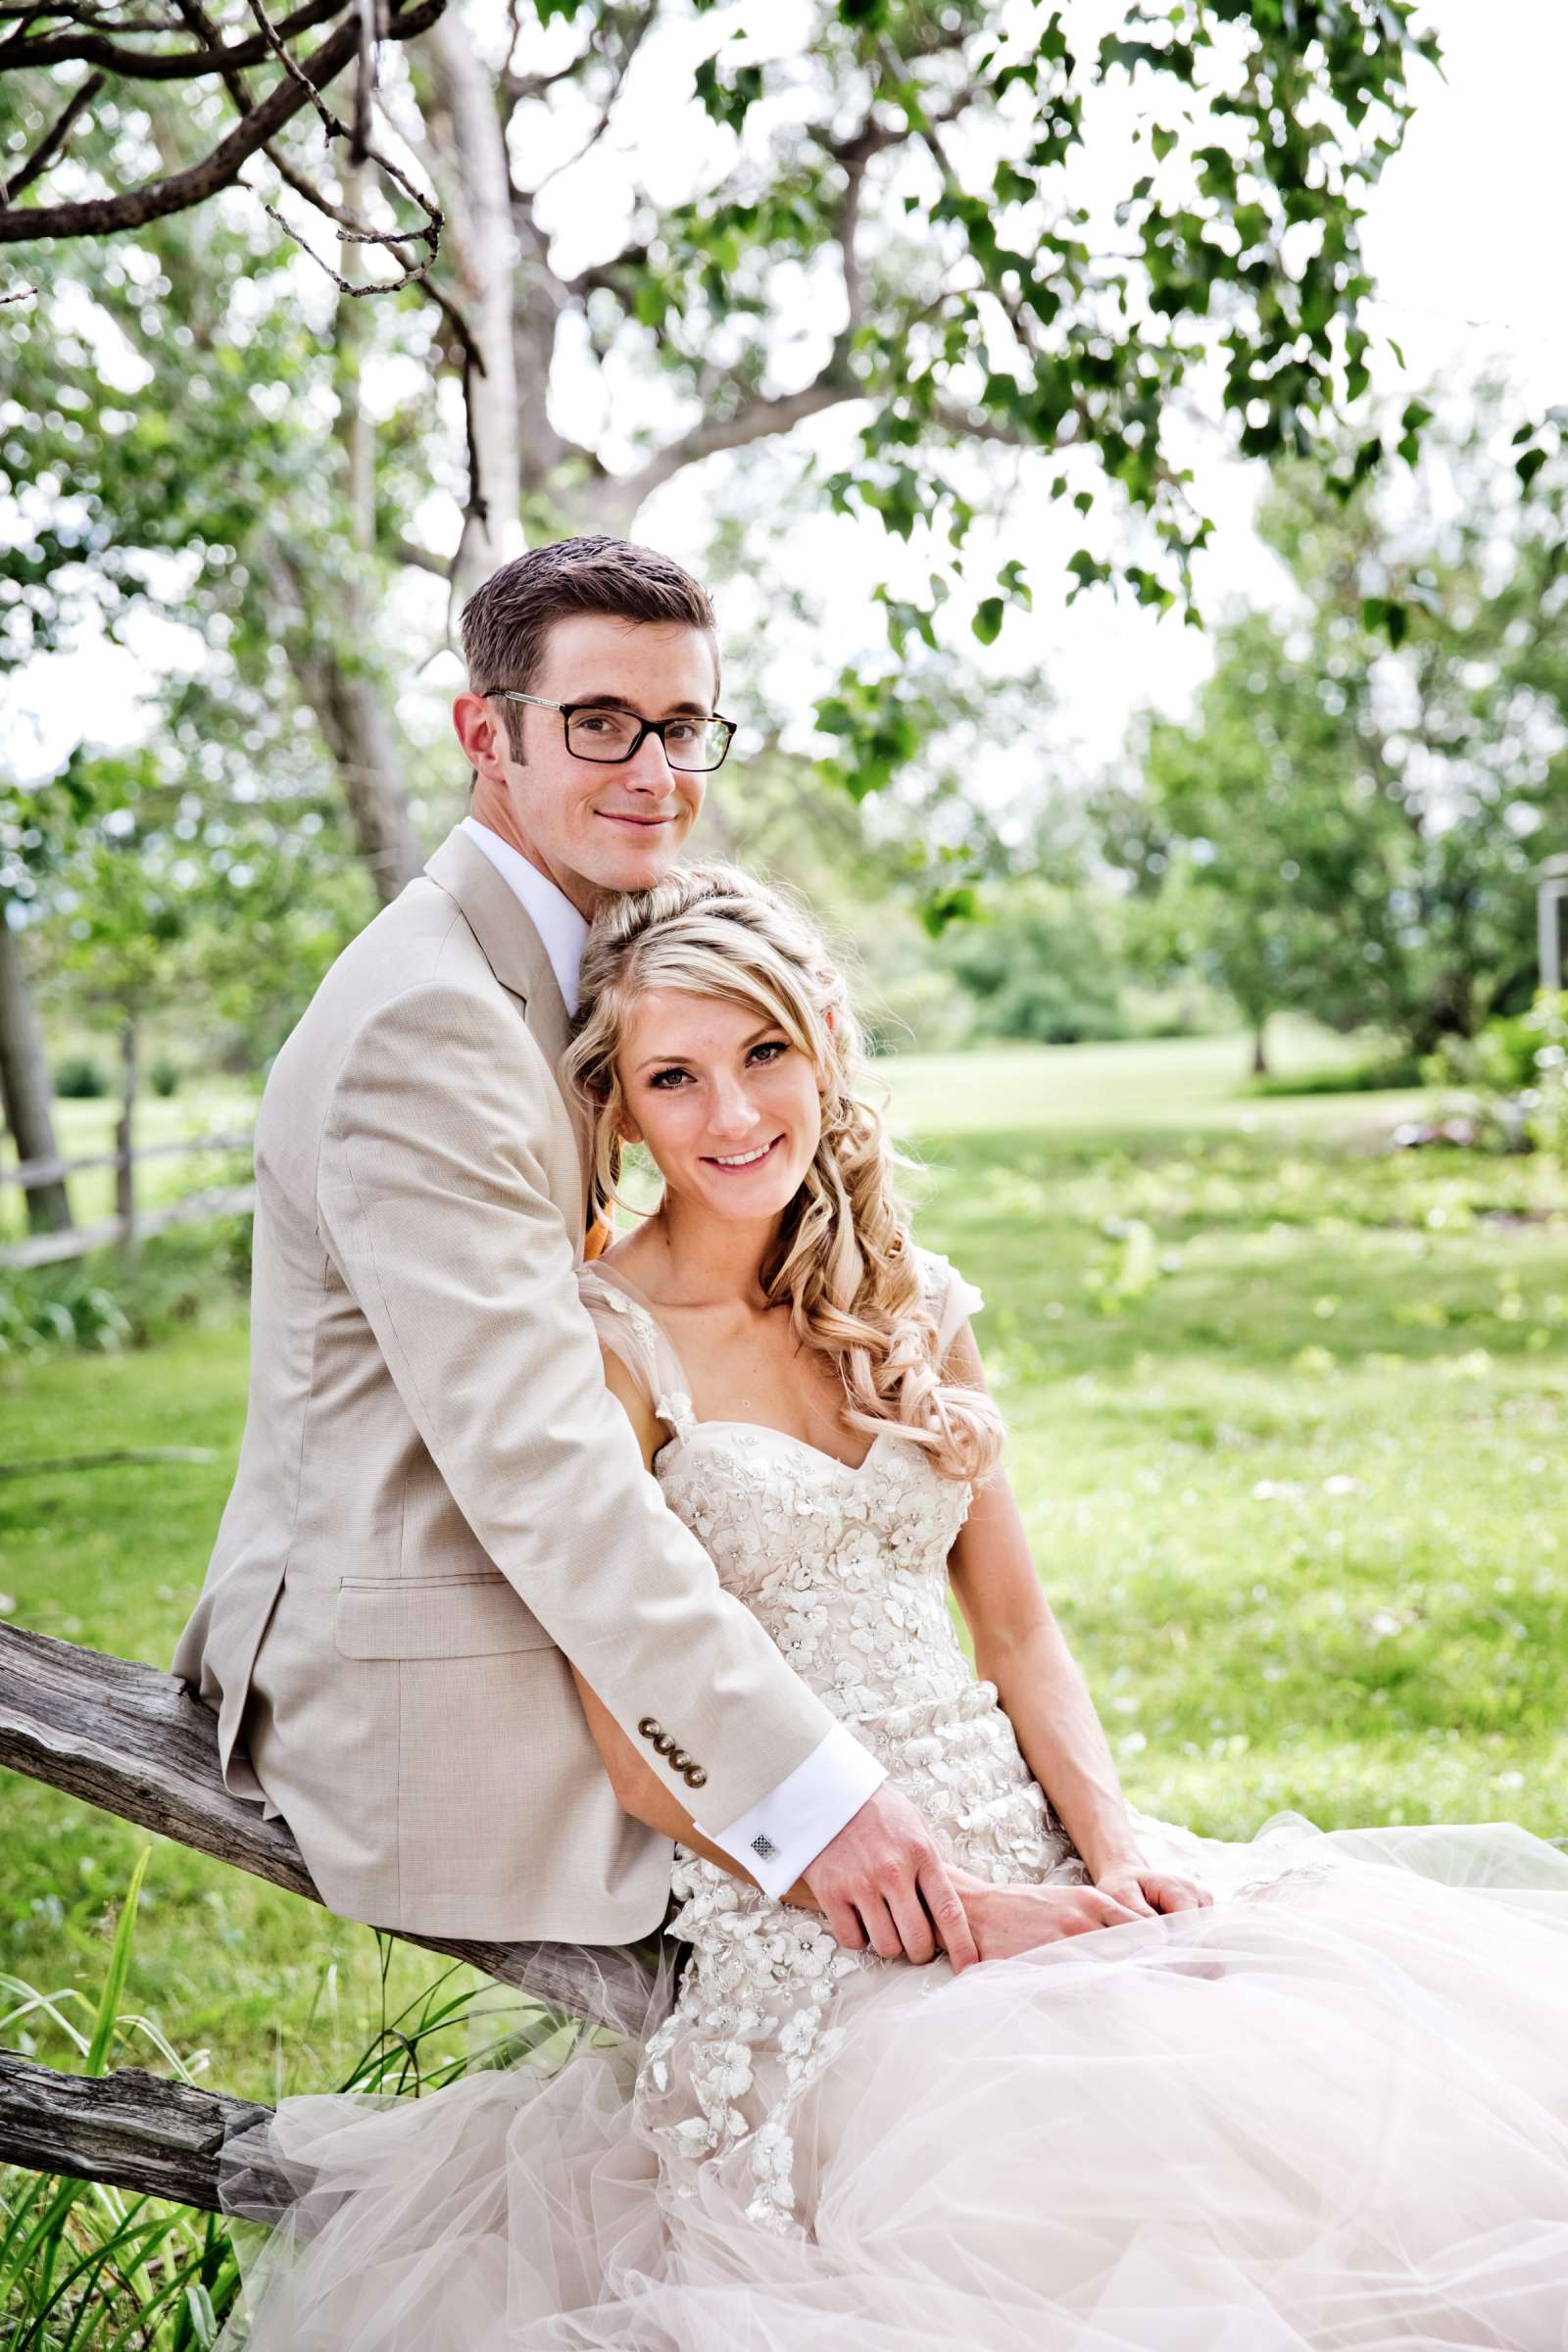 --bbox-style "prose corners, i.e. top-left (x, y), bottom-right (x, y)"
top-left (86, 1844), bottom-right (152, 2078)
top-left (972, 598), bottom-right (1004, 644)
